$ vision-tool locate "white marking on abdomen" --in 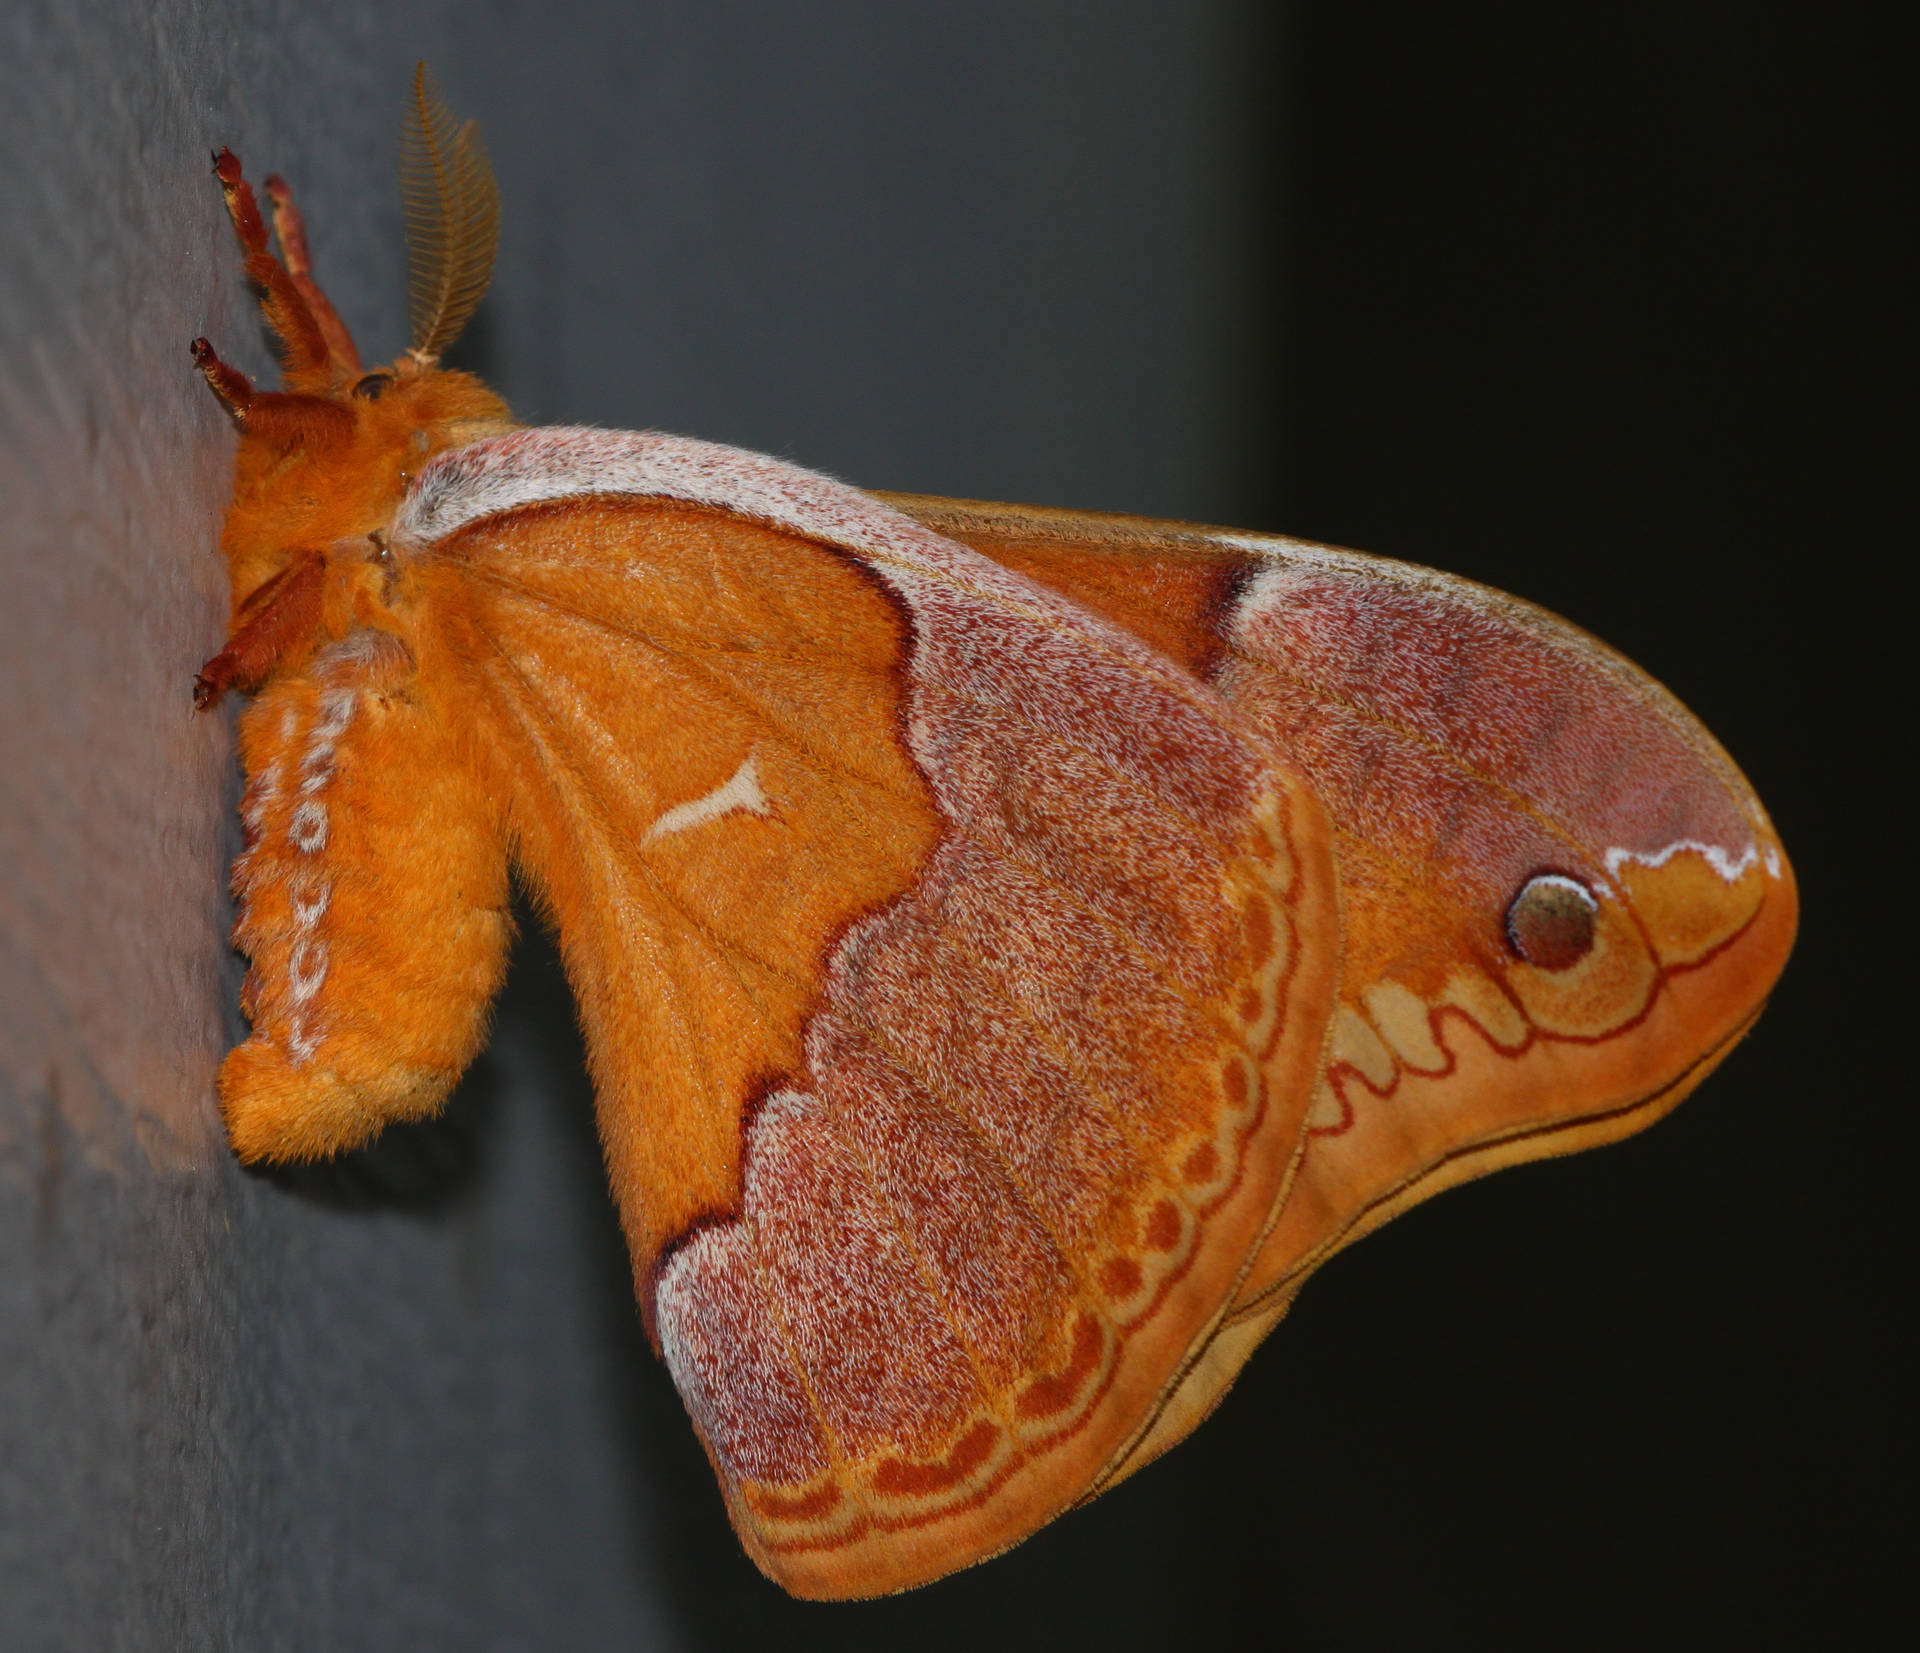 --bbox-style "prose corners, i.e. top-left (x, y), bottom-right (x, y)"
top-left (275, 680), bottom-right (357, 1067)
top-left (313, 687), bottom-right (356, 739)
top-left (241, 761), bottom-right (283, 835)
top-left (646, 753), bottom-right (772, 841)
top-left (288, 800), bottom-right (329, 853)
top-left (287, 936), bottom-right (329, 1002)
top-left (288, 872), bottom-right (331, 929)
